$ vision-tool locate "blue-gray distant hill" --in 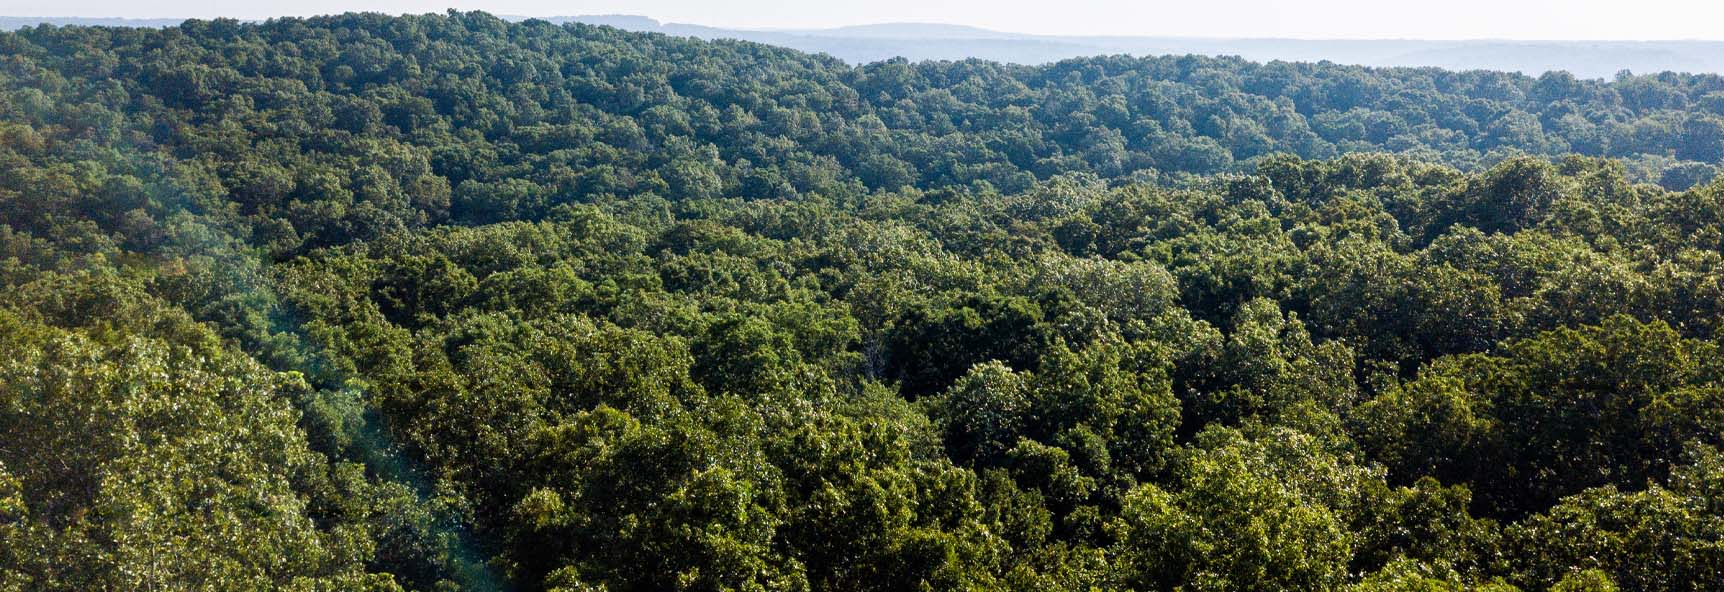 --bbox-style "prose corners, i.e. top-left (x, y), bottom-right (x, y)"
top-left (544, 15), bottom-right (1724, 79)
top-left (7, 14), bottom-right (1724, 78)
